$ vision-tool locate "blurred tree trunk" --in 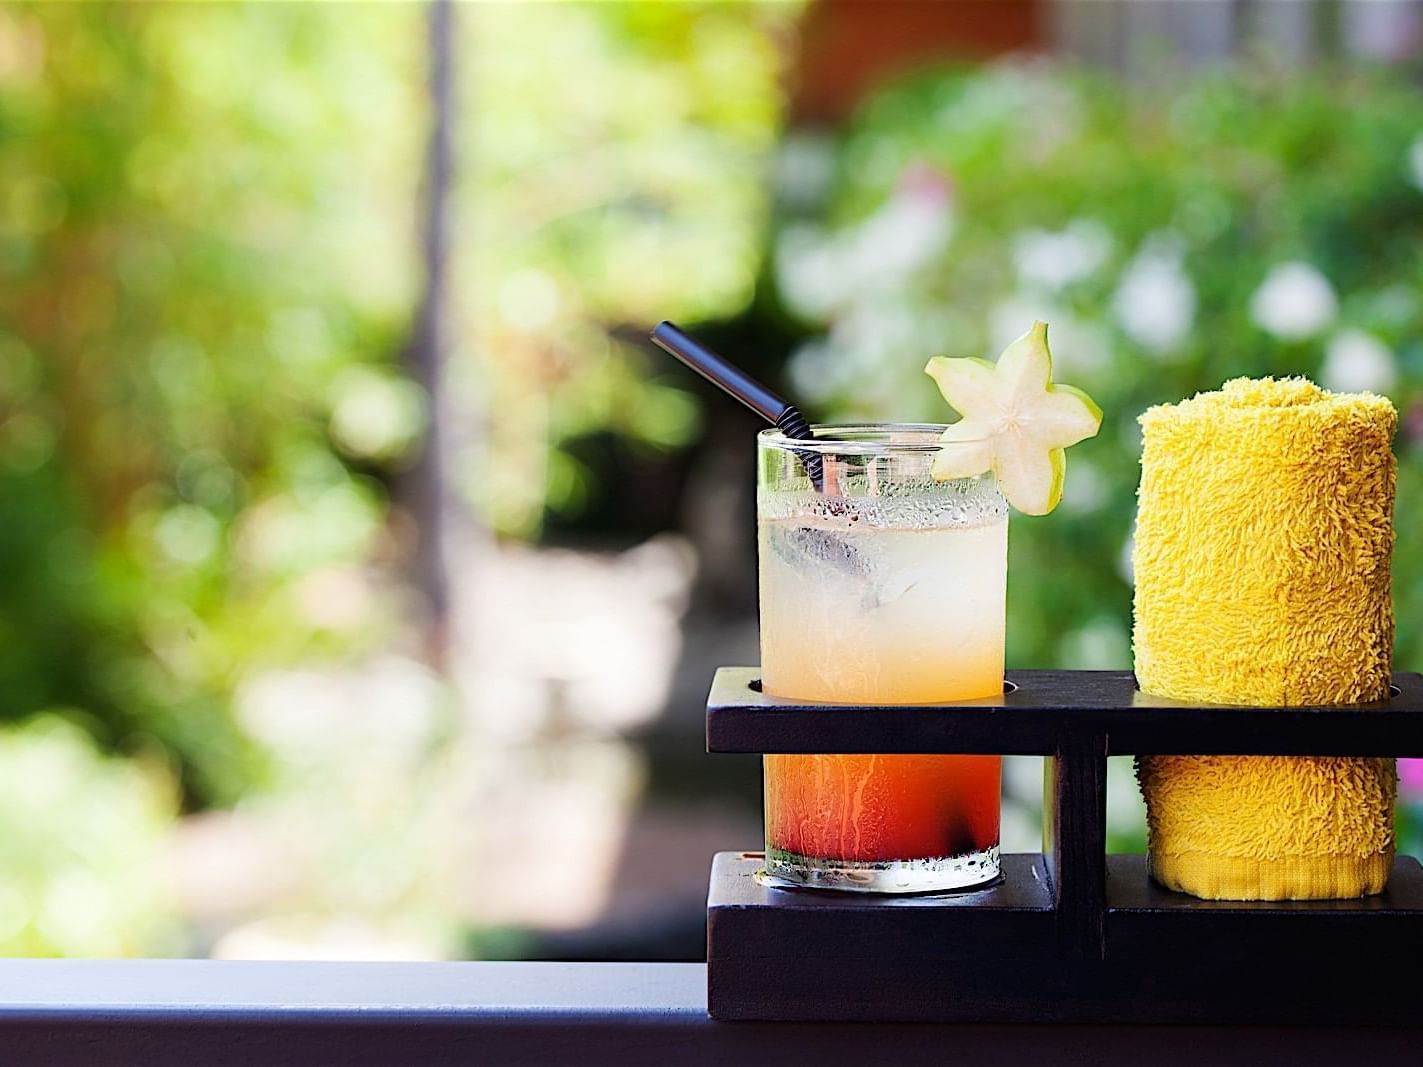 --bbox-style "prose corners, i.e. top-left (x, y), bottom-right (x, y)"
top-left (399, 0), bottom-right (457, 667)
